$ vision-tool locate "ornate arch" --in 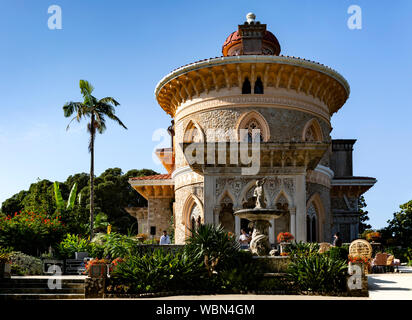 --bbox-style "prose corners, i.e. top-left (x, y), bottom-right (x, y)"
top-left (306, 193), bottom-right (326, 242)
top-left (183, 120), bottom-right (205, 143)
top-left (302, 118), bottom-right (323, 142)
top-left (236, 111), bottom-right (270, 142)
top-left (182, 194), bottom-right (204, 238)
top-left (274, 190), bottom-right (293, 209)
top-left (217, 188), bottom-right (236, 207)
